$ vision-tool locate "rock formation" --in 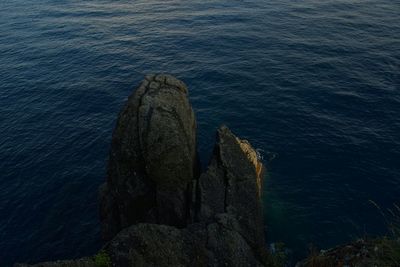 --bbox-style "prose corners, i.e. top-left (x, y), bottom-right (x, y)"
top-left (15, 74), bottom-right (400, 267)
top-left (102, 123), bottom-right (267, 266)
top-left (16, 74), bottom-right (267, 267)
top-left (198, 125), bottom-right (265, 250)
top-left (99, 74), bottom-right (198, 240)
